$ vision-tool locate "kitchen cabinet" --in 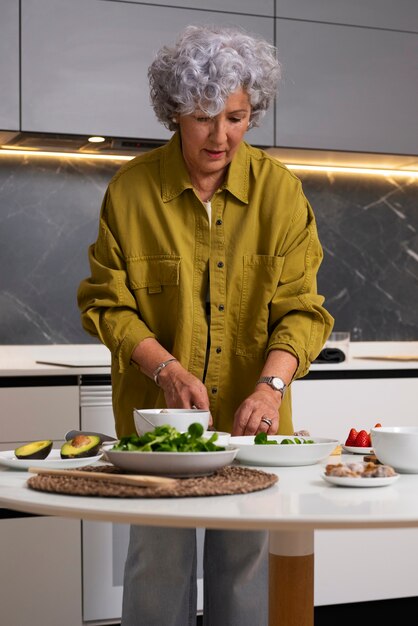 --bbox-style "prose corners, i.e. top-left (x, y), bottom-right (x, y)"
top-left (21, 0), bottom-right (274, 146)
top-left (292, 370), bottom-right (418, 605)
top-left (0, 517), bottom-right (82, 626)
top-left (275, 0), bottom-right (418, 31)
top-left (291, 375), bottom-right (418, 440)
top-left (111, 0), bottom-right (275, 16)
top-left (275, 18), bottom-right (418, 154)
top-left (0, 0), bottom-right (19, 131)
top-left (0, 376), bottom-right (83, 626)
top-left (0, 377), bottom-right (79, 449)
